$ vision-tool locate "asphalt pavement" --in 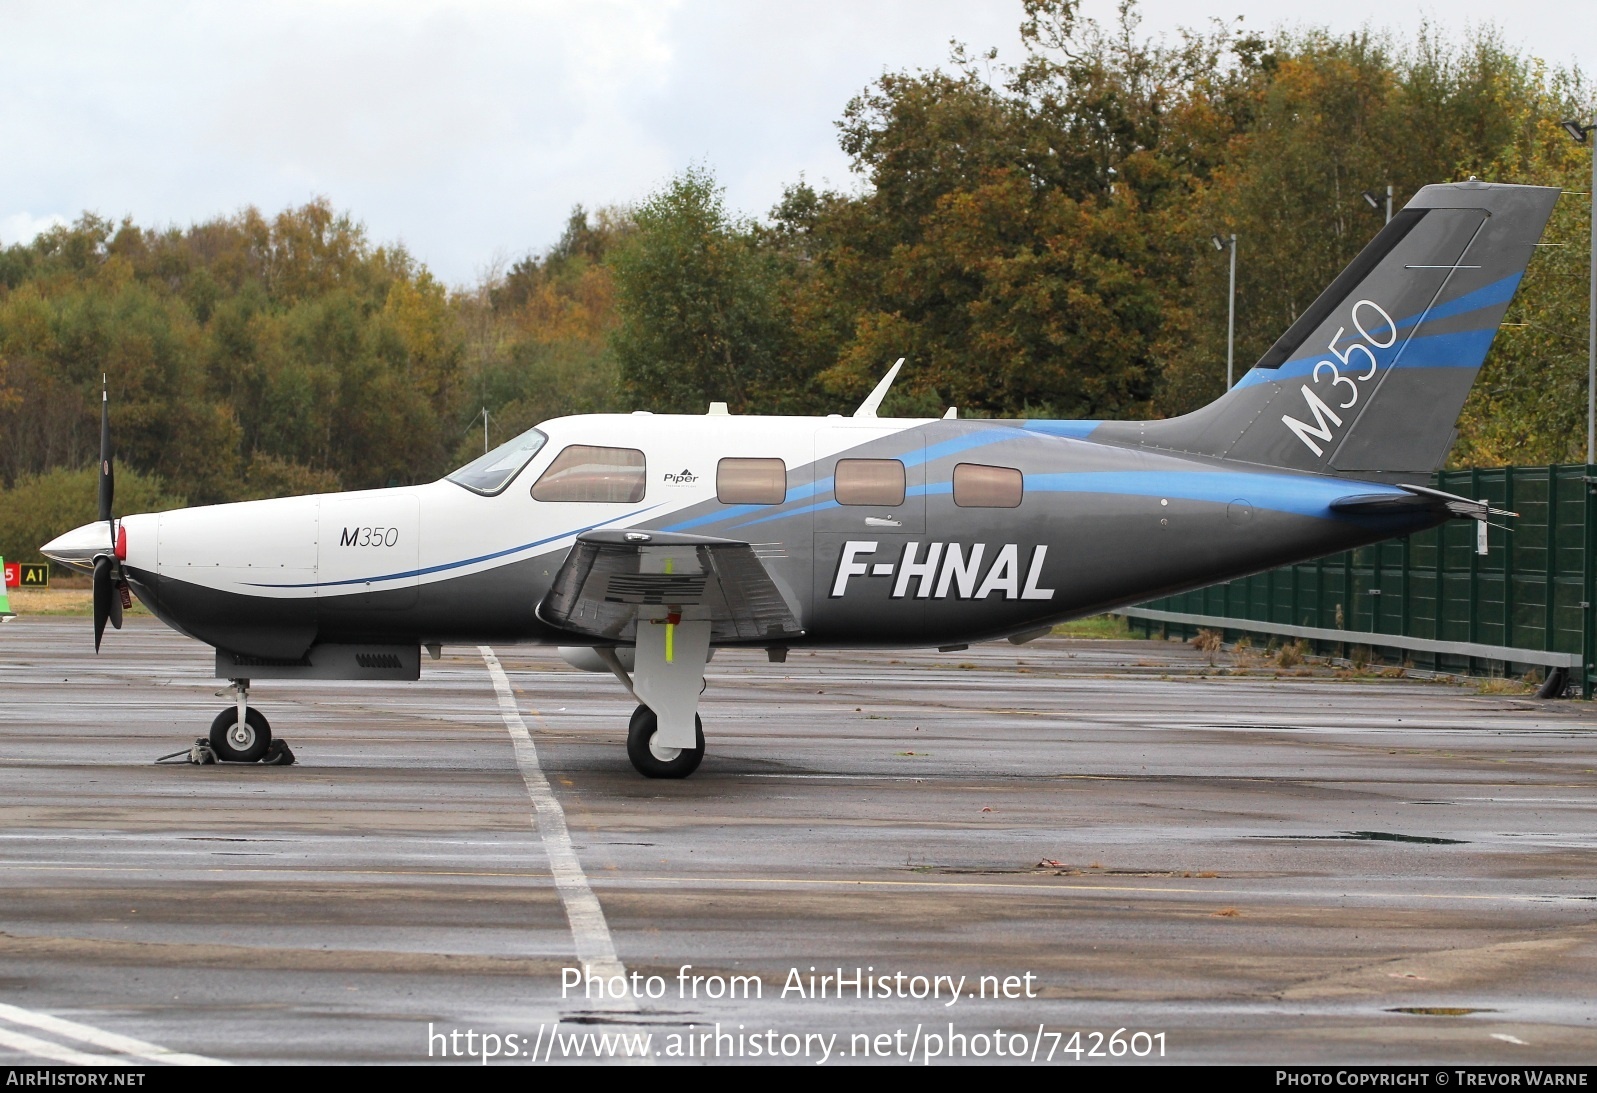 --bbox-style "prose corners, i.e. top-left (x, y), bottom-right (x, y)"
top-left (0, 617), bottom-right (1593, 1065)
